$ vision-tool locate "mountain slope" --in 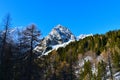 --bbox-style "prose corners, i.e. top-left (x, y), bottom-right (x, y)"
top-left (34, 29), bottom-right (120, 80)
